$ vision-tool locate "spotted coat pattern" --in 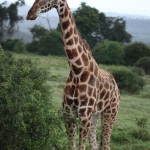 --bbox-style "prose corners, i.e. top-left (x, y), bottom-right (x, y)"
top-left (26, 0), bottom-right (120, 149)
